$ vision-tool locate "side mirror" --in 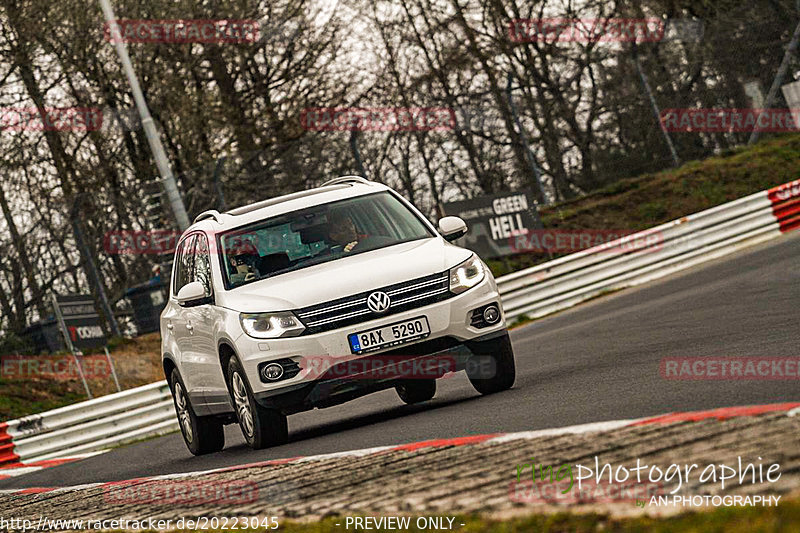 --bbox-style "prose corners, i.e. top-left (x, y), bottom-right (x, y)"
top-left (438, 216), bottom-right (468, 242)
top-left (176, 281), bottom-right (209, 307)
